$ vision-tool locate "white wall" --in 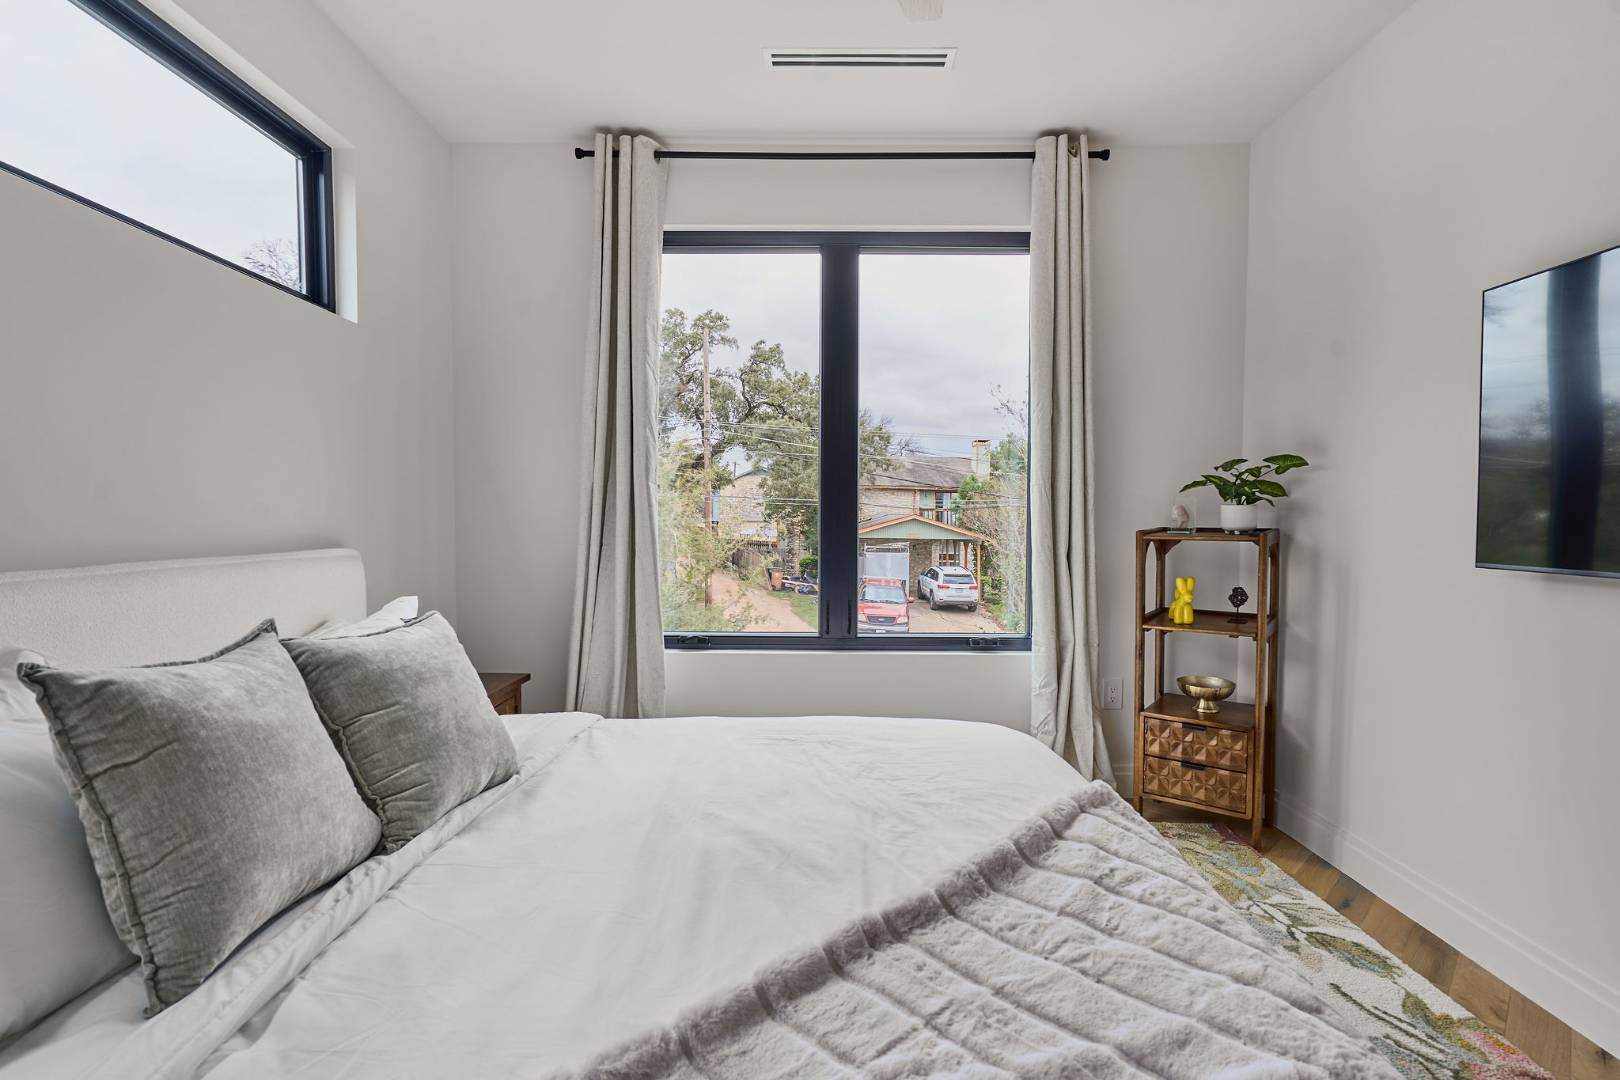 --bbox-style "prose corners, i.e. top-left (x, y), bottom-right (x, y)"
top-left (450, 141), bottom-right (1253, 780)
top-left (1243, 0), bottom-right (1620, 1049)
top-left (664, 154), bottom-right (1030, 230)
top-left (1090, 146), bottom-right (1253, 787)
top-left (449, 144), bottom-right (594, 701)
top-left (0, 0), bottom-right (455, 616)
